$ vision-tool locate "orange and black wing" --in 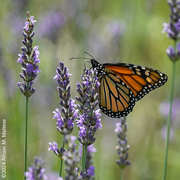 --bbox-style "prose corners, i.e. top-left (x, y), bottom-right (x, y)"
top-left (98, 68), bottom-right (135, 118)
top-left (104, 63), bottom-right (168, 101)
top-left (90, 59), bottom-right (168, 118)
